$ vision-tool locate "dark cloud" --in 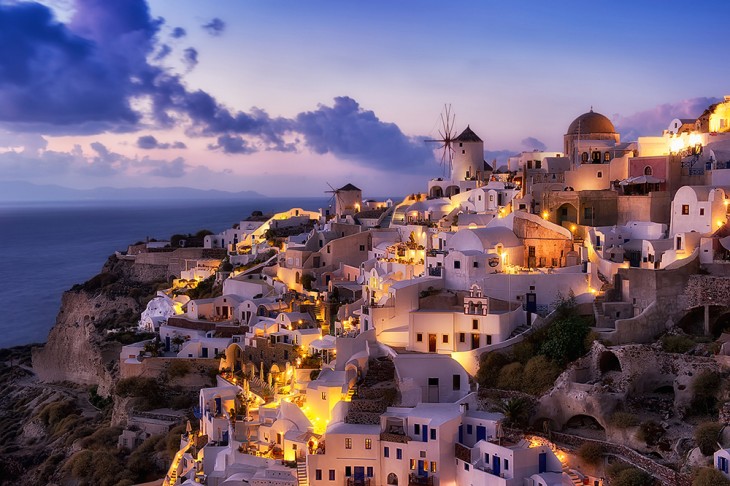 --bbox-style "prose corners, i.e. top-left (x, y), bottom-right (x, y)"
top-left (521, 137), bottom-right (547, 151)
top-left (154, 43), bottom-right (172, 61)
top-left (614, 97), bottom-right (721, 141)
top-left (182, 47), bottom-right (198, 70)
top-left (171, 26), bottom-right (186, 38)
top-left (293, 96), bottom-right (434, 172)
top-left (202, 18), bottom-right (225, 36)
top-left (209, 134), bottom-right (257, 154)
top-left (137, 135), bottom-right (186, 149)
